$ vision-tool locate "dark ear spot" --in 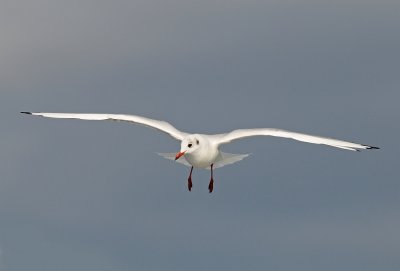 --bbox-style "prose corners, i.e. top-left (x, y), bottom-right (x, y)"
top-left (196, 139), bottom-right (199, 145)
